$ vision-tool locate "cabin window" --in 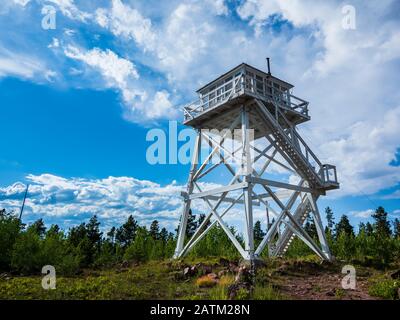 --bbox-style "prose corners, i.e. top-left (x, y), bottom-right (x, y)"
top-left (225, 76), bottom-right (233, 83)
top-left (209, 85), bottom-right (216, 106)
top-left (256, 75), bottom-right (264, 94)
